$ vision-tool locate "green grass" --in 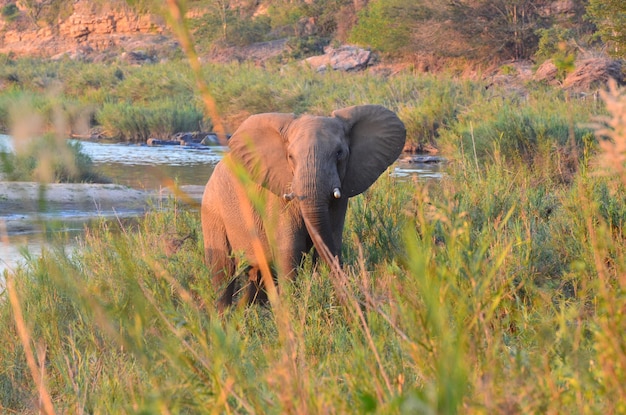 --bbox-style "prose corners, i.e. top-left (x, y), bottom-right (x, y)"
top-left (2, 149), bottom-right (626, 413)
